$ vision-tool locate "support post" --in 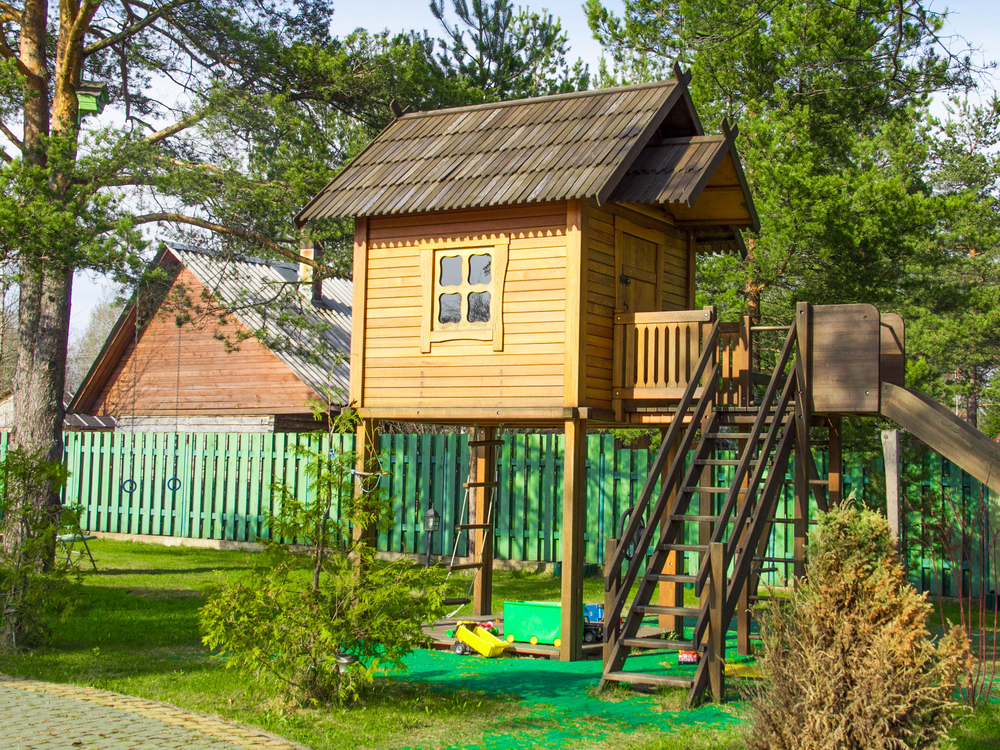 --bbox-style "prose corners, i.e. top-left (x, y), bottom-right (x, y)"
top-left (793, 302), bottom-right (812, 582)
top-left (658, 433), bottom-right (683, 634)
top-left (735, 437), bottom-right (751, 655)
top-left (353, 417), bottom-right (380, 548)
top-left (603, 536), bottom-right (619, 666)
top-left (708, 541), bottom-right (726, 702)
top-left (560, 417), bottom-right (587, 661)
top-left (828, 417), bottom-right (843, 507)
top-left (881, 427), bottom-right (901, 543)
top-left (473, 426), bottom-right (497, 615)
